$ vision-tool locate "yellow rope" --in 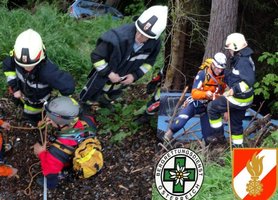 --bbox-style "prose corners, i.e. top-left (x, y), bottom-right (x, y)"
top-left (10, 125), bottom-right (38, 130)
top-left (23, 113), bottom-right (49, 196)
top-left (23, 162), bottom-right (41, 196)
